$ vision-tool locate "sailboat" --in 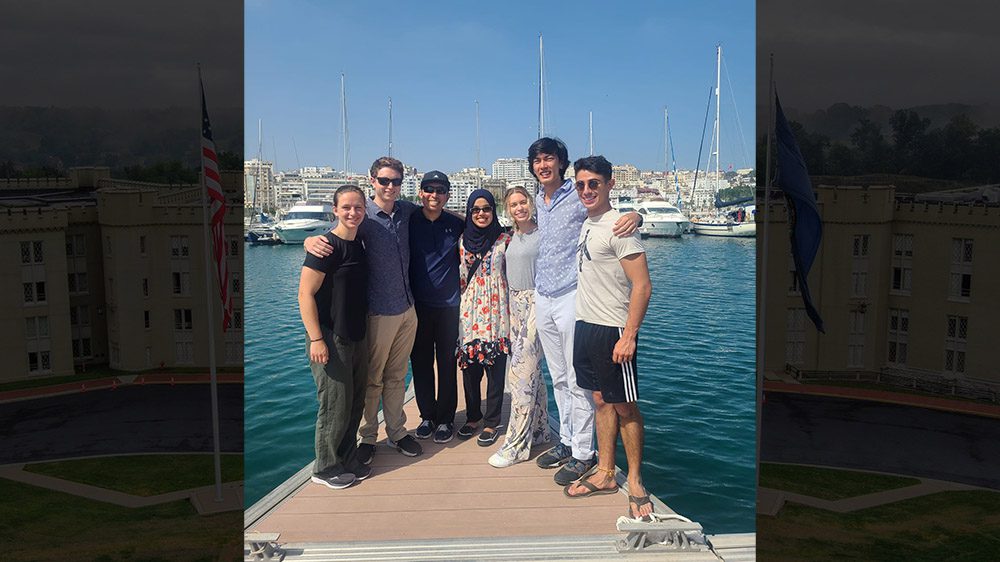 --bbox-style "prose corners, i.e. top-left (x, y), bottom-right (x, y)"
top-left (691, 45), bottom-right (756, 238)
top-left (638, 108), bottom-right (691, 238)
top-left (246, 119), bottom-right (282, 245)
